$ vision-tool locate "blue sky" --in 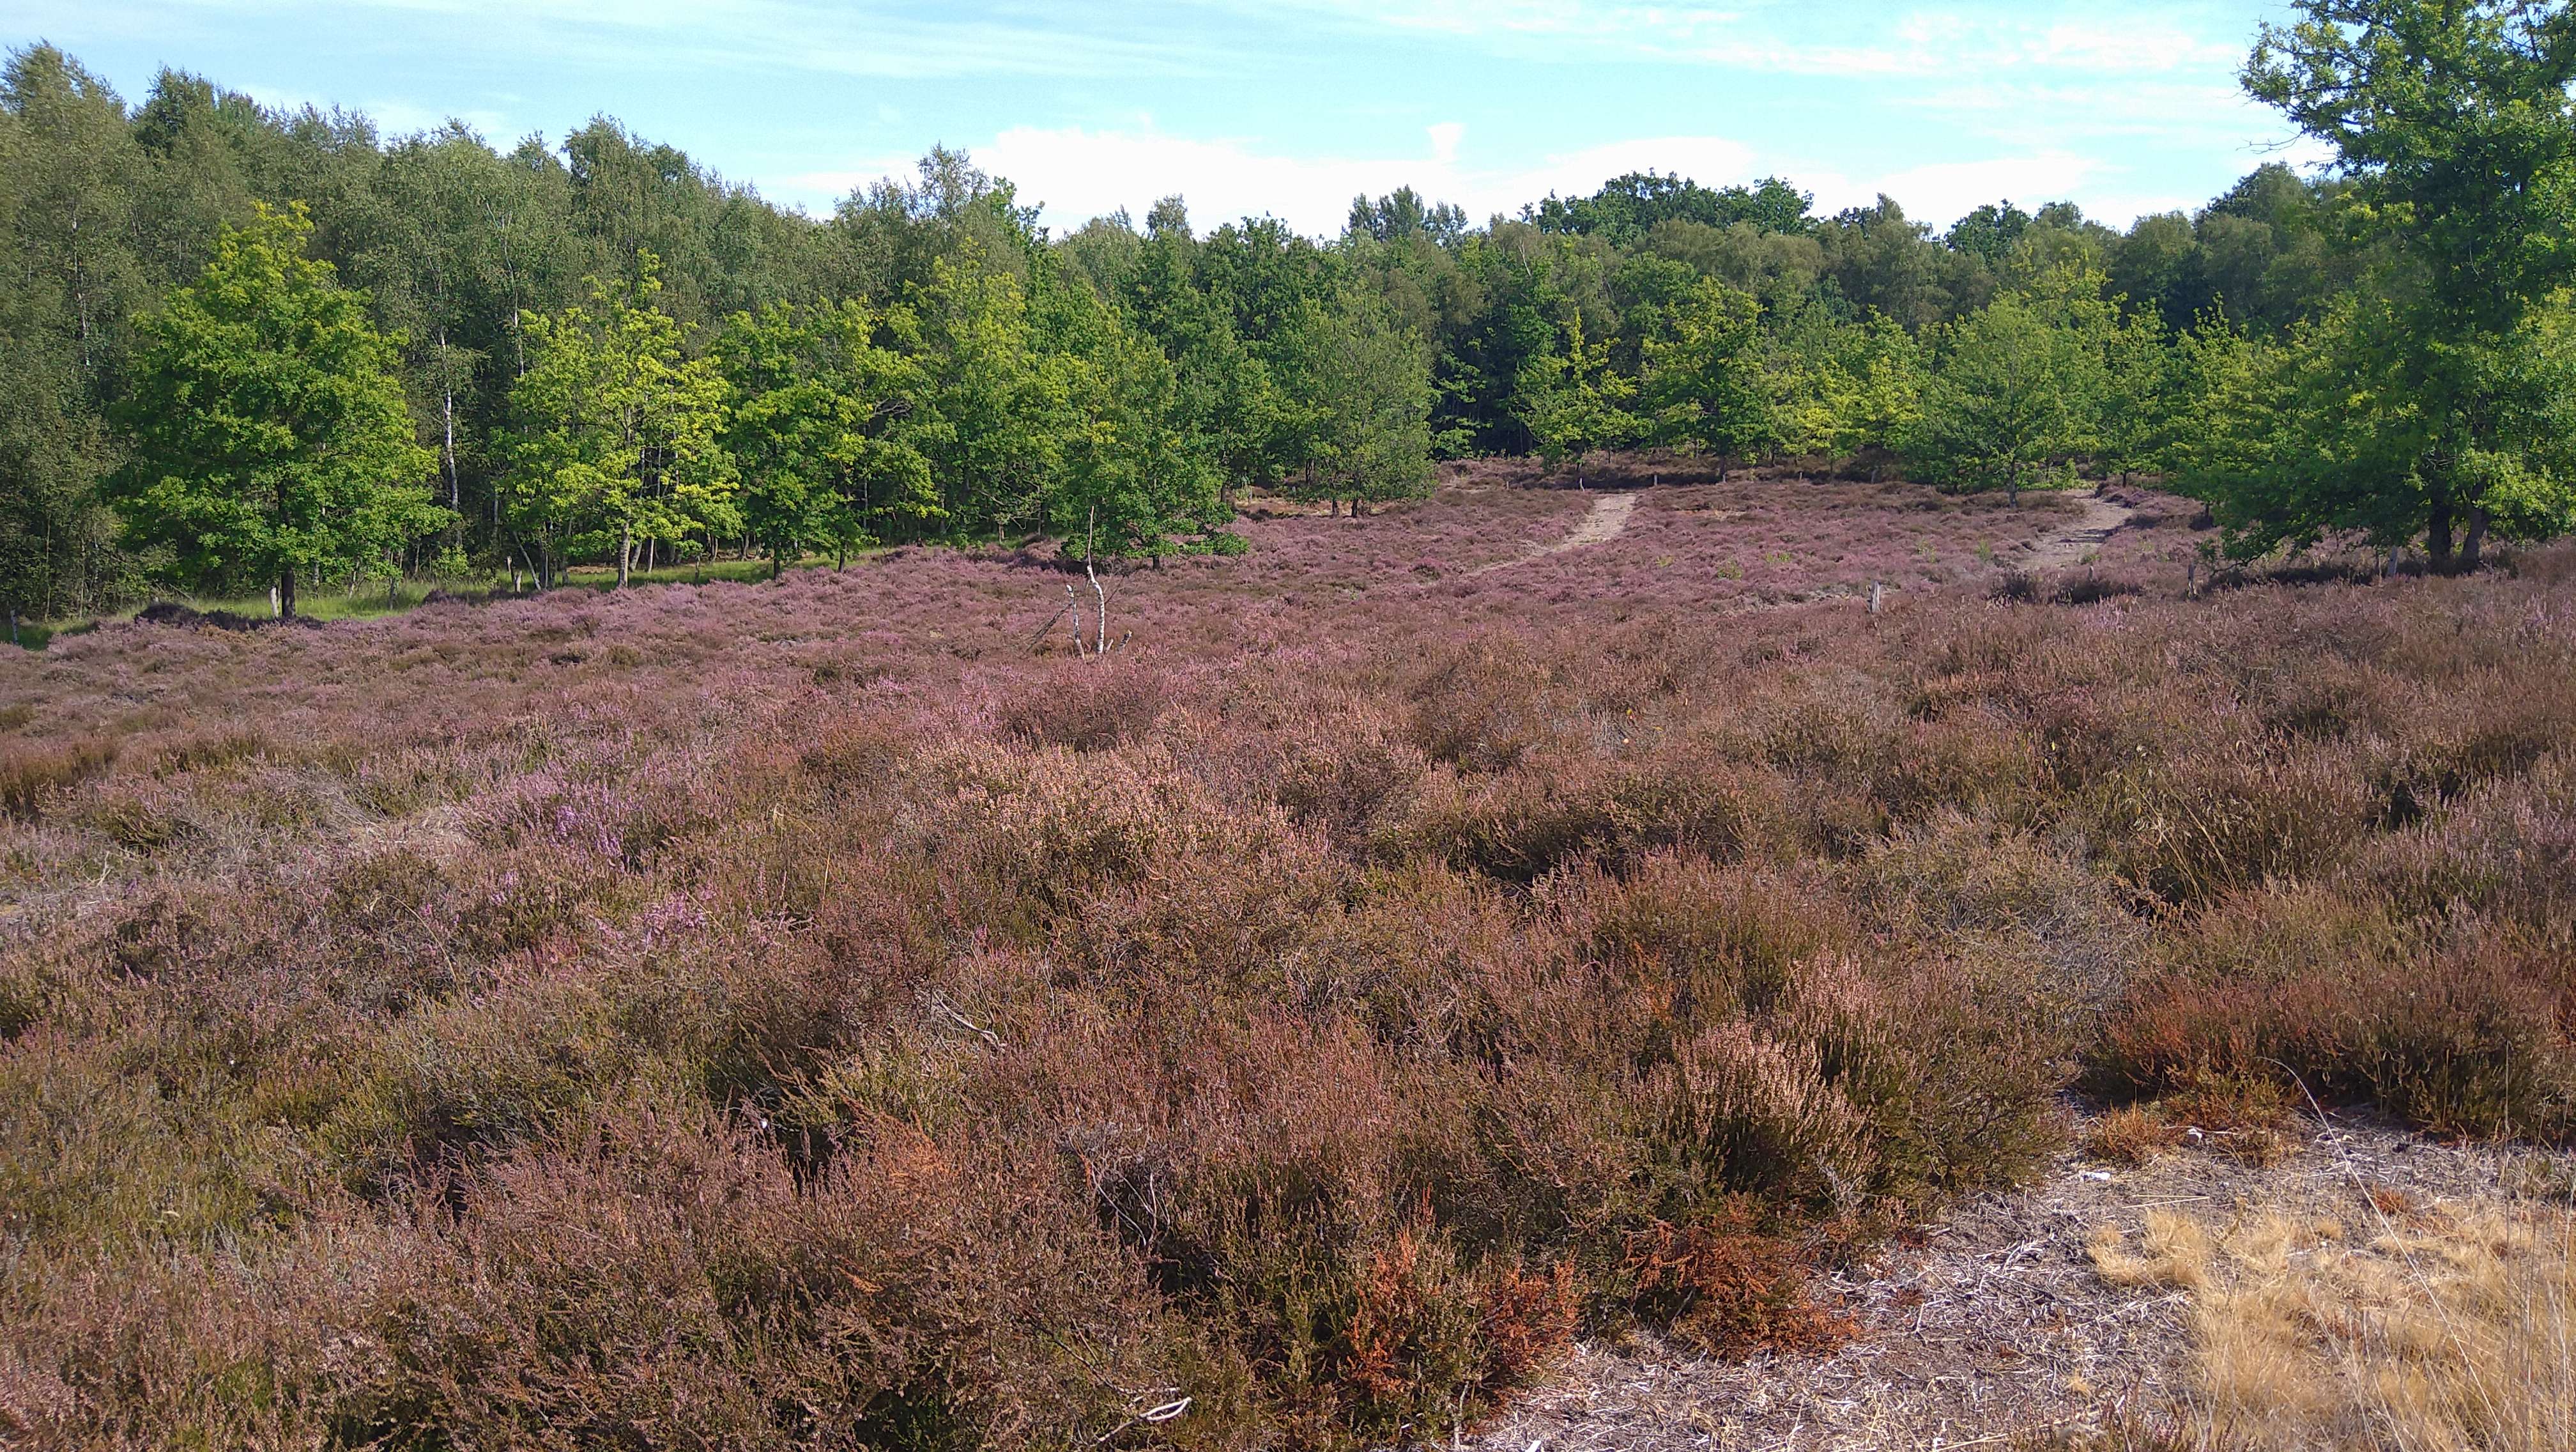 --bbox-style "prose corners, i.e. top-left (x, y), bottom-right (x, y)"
top-left (13, 1), bottom-right (2317, 236)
